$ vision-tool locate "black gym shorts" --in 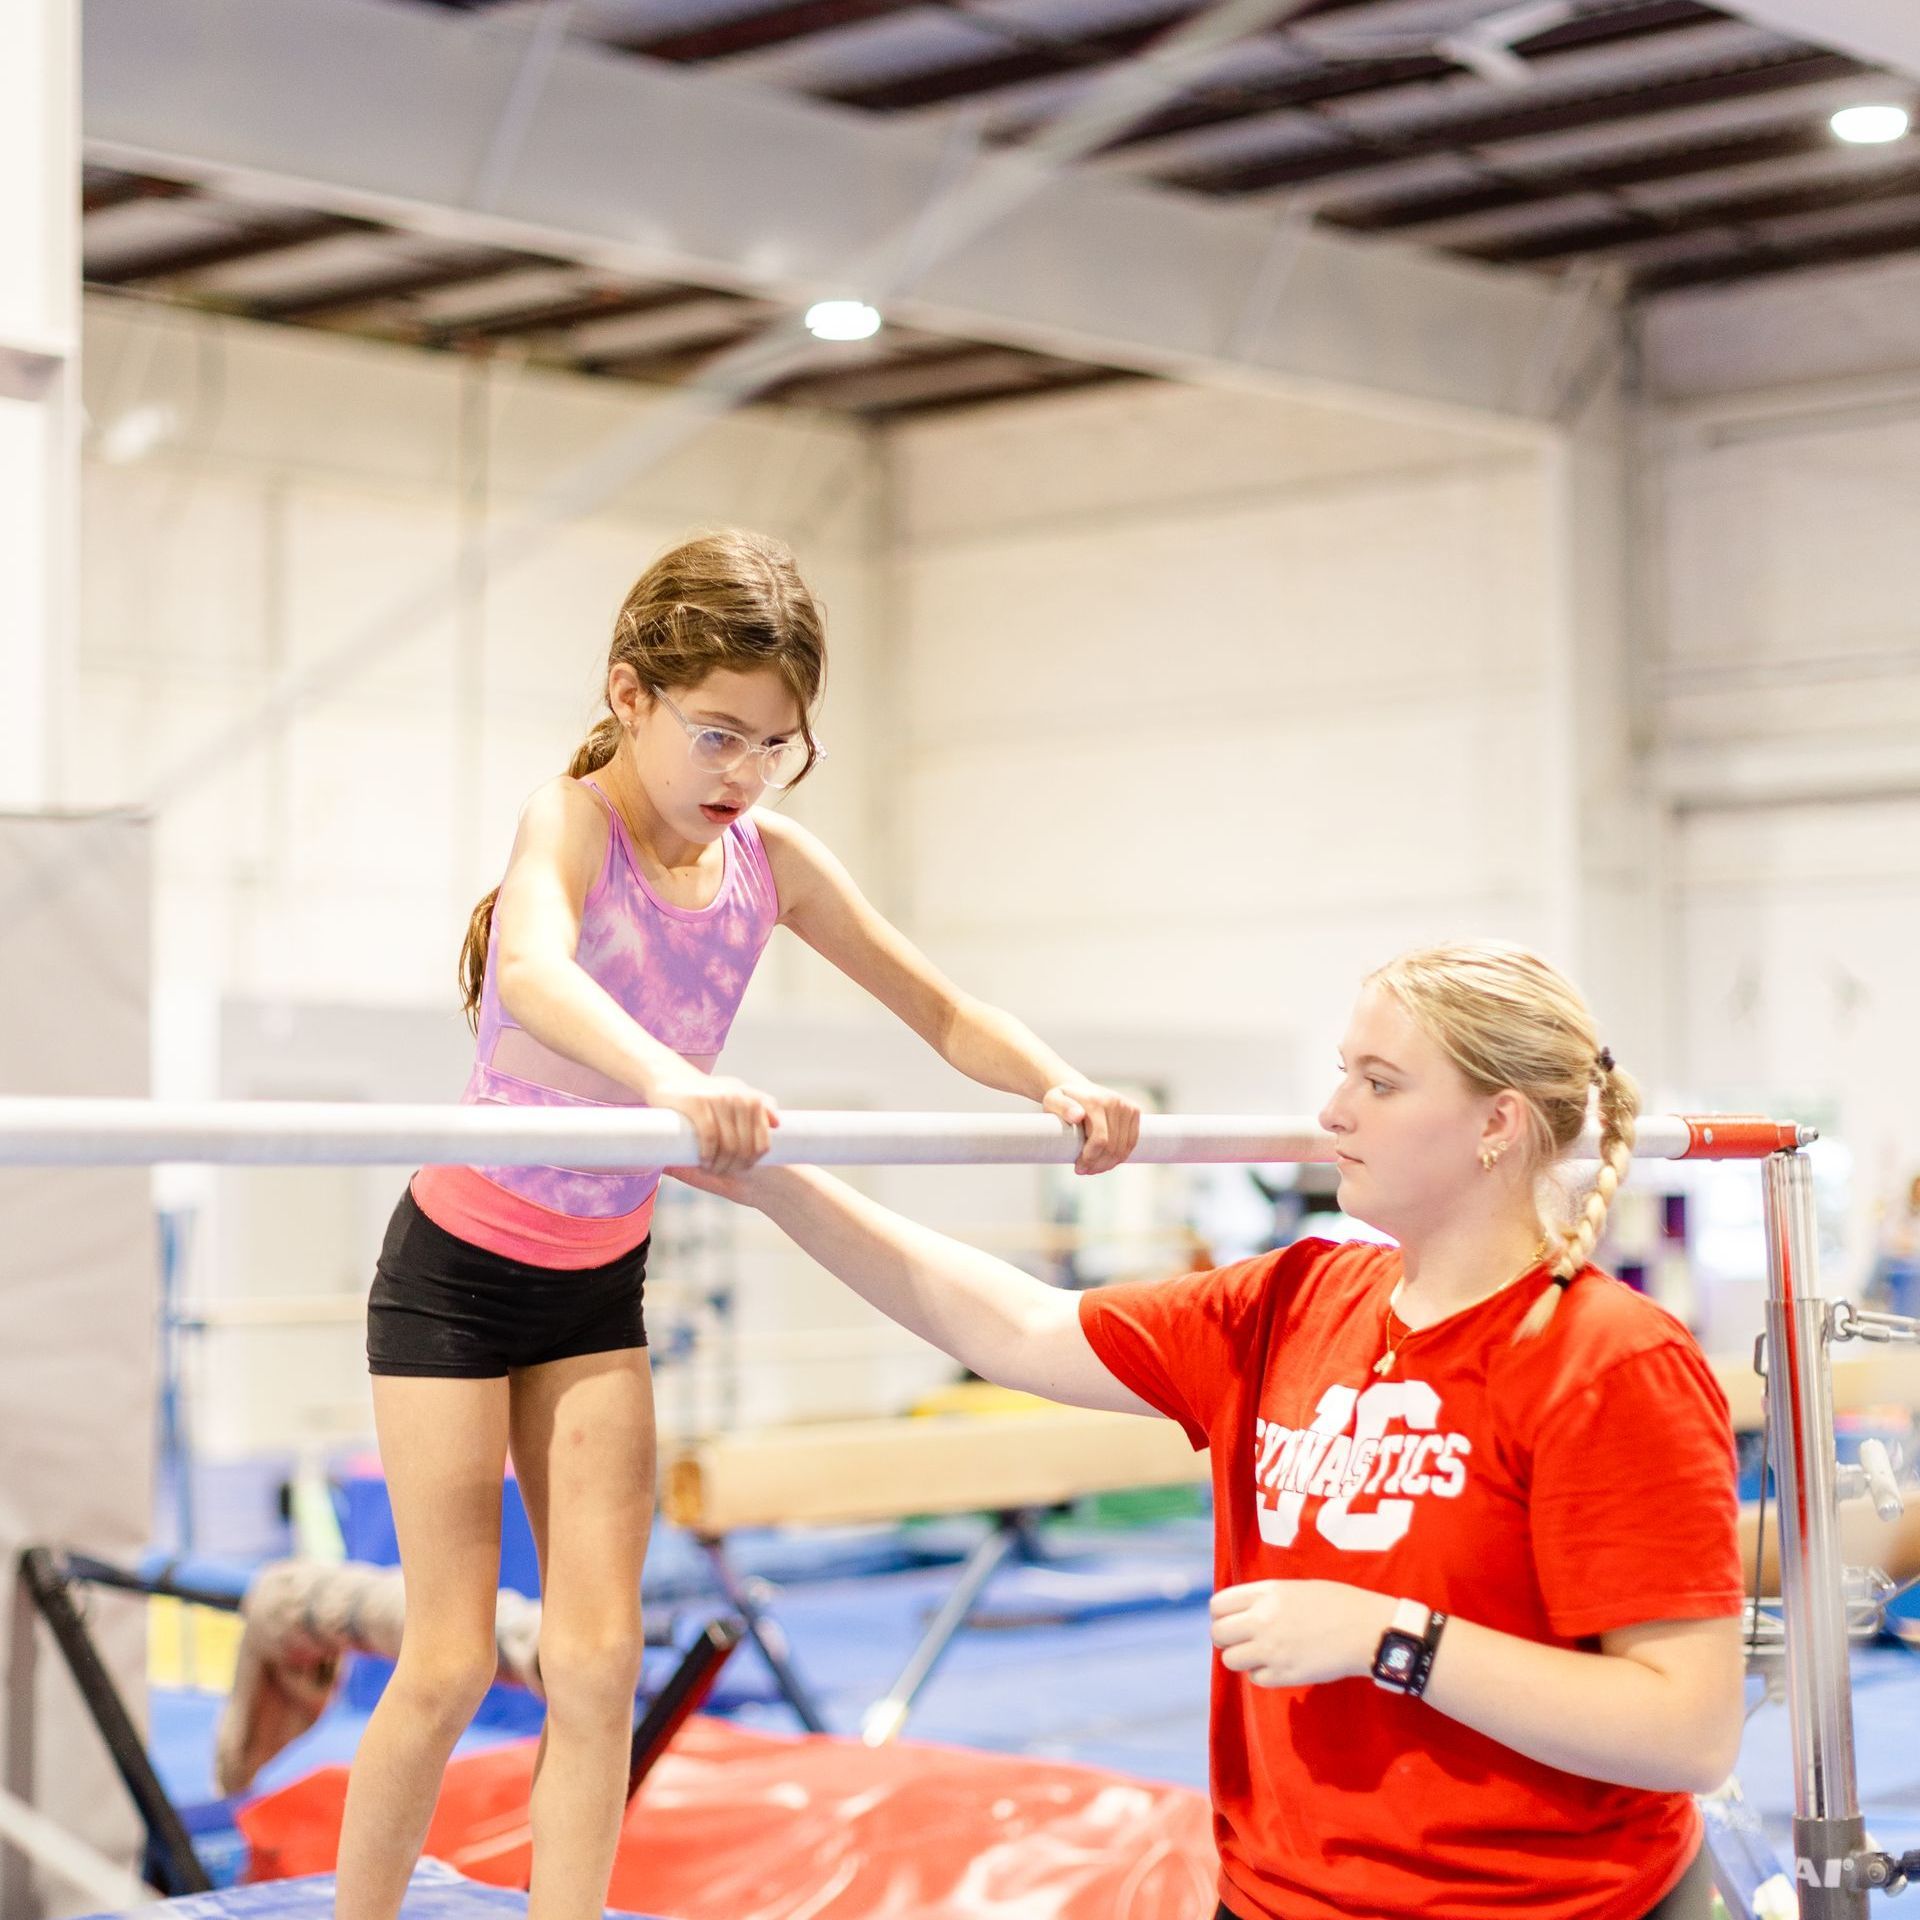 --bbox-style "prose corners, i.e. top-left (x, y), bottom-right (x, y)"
top-left (366, 1188), bottom-right (649, 1379)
